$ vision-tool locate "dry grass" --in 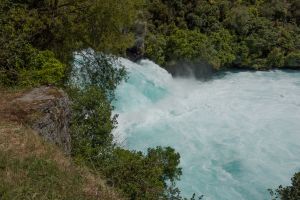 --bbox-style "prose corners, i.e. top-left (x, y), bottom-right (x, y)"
top-left (0, 87), bottom-right (26, 123)
top-left (0, 88), bottom-right (123, 200)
